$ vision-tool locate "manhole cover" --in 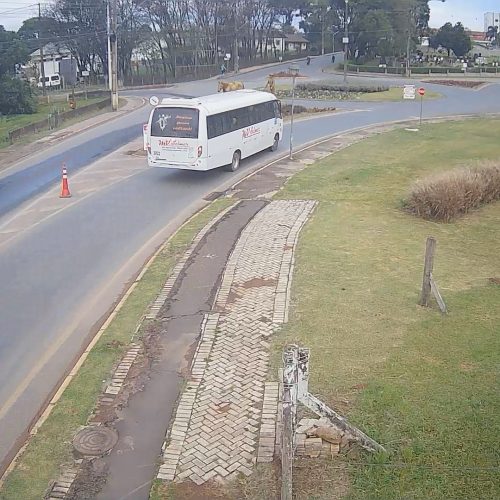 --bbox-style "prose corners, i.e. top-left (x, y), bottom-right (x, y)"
top-left (72, 426), bottom-right (118, 456)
